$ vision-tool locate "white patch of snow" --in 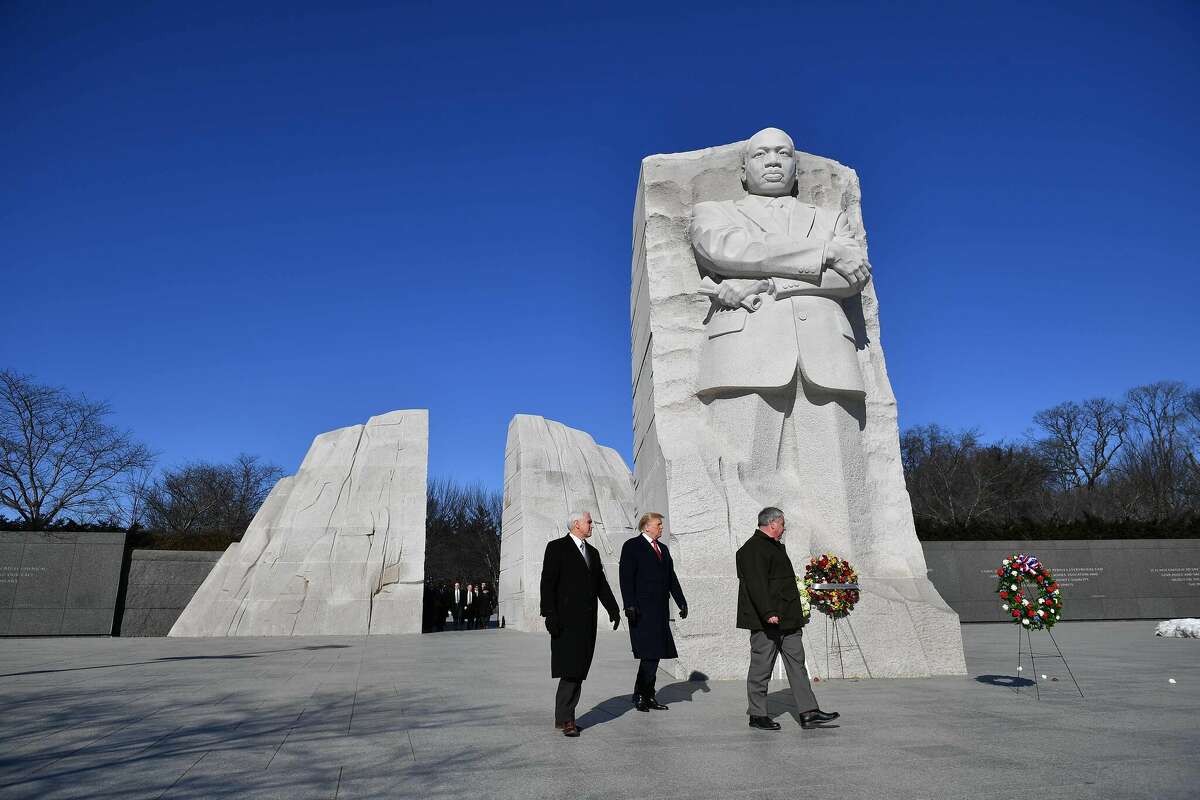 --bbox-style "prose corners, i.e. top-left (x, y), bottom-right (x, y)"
top-left (1155, 619), bottom-right (1200, 638)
